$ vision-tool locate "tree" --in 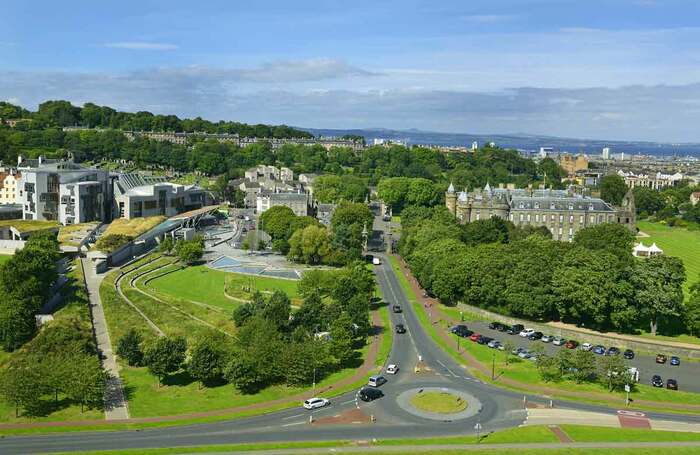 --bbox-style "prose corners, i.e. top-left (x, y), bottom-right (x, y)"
top-left (262, 291), bottom-right (291, 331)
top-left (597, 354), bottom-right (631, 392)
top-left (116, 329), bottom-right (144, 366)
top-left (329, 312), bottom-right (355, 365)
top-left (259, 206), bottom-right (296, 242)
top-left (224, 354), bottom-right (264, 394)
top-left (502, 341), bottom-right (515, 366)
top-left (377, 177), bottom-right (410, 210)
top-left (188, 334), bottom-right (227, 387)
top-left (574, 223), bottom-right (635, 260)
top-left (600, 175), bottom-right (628, 206)
top-left (686, 280), bottom-right (700, 336)
top-left (65, 355), bottom-right (106, 412)
top-left (632, 187), bottom-right (665, 216)
top-left (158, 237), bottom-right (174, 255)
top-left (143, 336), bottom-right (187, 385)
top-left (568, 350), bottom-right (596, 383)
top-left (287, 225), bottom-right (332, 265)
top-left (632, 256), bottom-right (685, 336)
top-left (535, 353), bottom-right (561, 382)
top-left (292, 291), bottom-right (325, 332)
top-left (0, 360), bottom-right (47, 417)
top-left (175, 238), bottom-right (204, 264)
